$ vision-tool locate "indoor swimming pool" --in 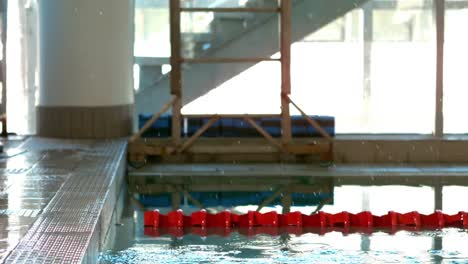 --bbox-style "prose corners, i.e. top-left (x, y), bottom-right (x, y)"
top-left (99, 186), bottom-right (468, 263)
